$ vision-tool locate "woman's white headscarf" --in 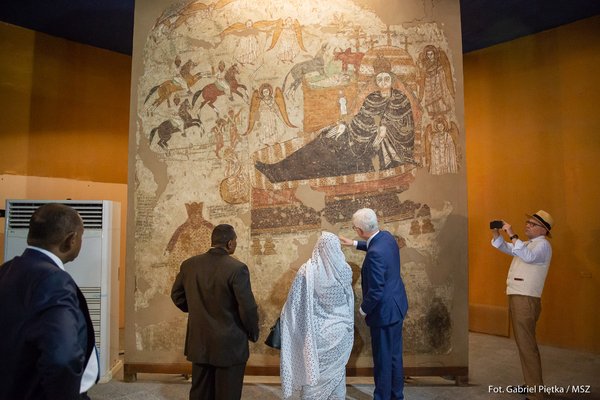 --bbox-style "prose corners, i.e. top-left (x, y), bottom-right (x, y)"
top-left (280, 232), bottom-right (354, 399)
